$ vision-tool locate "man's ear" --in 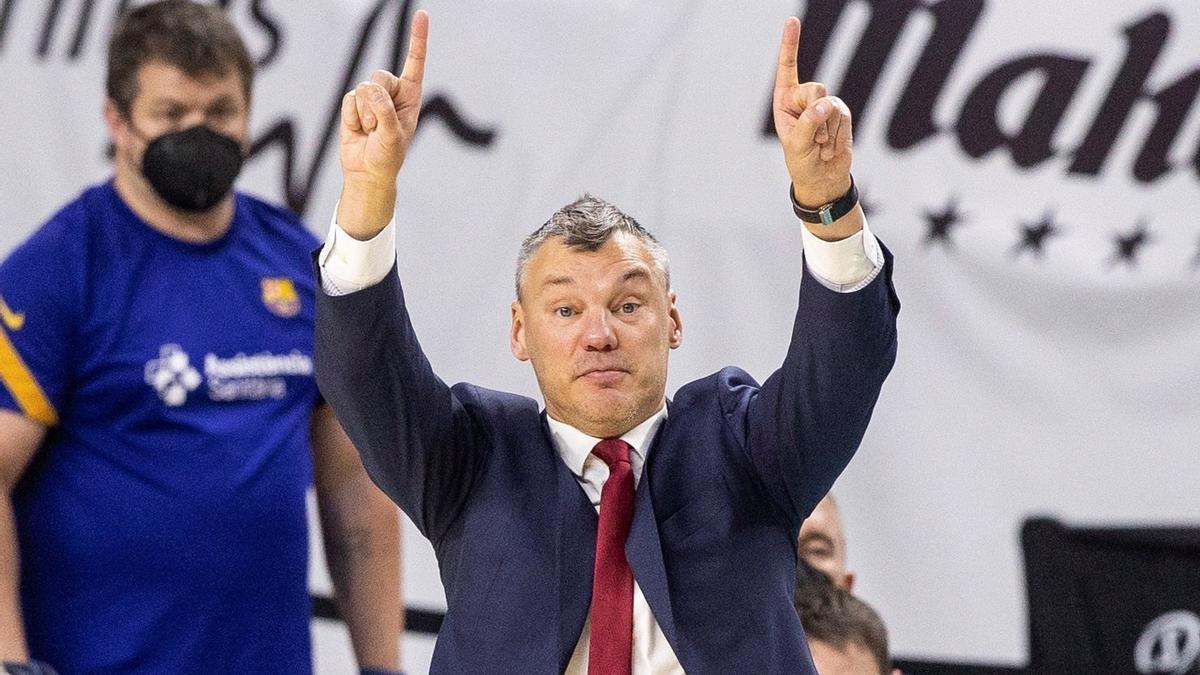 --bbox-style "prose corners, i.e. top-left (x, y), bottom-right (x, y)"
top-left (104, 99), bottom-right (133, 164)
top-left (103, 99), bottom-right (126, 141)
top-left (510, 302), bottom-right (530, 361)
top-left (667, 290), bottom-right (683, 349)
